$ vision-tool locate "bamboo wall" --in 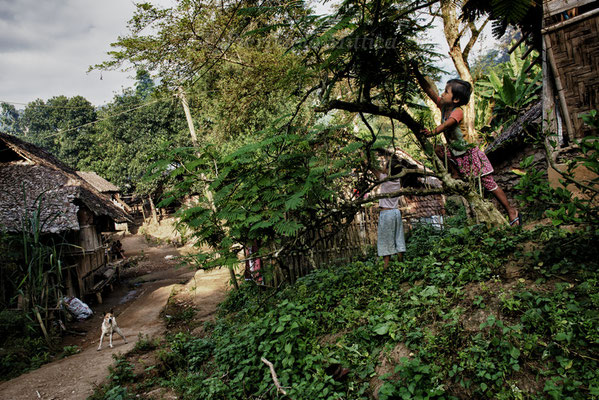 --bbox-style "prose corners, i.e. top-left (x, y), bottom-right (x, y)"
top-left (274, 207), bottom-right (380, 285)
top-left (543, 0), bottom-right (599, 139)
top-left (262, 200), bottom-right (447, 286)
